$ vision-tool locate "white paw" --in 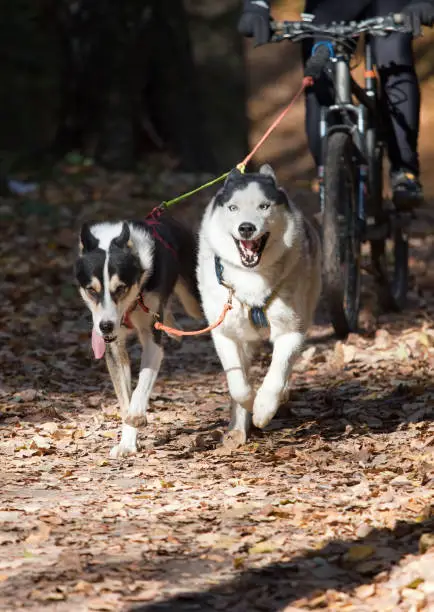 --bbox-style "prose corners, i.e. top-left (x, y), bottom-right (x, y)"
top-left (109, 424), bottom-right (138, 459)
top-left (223, 429), bottom-right (247, 449)
top-left (110, 442), bottom-right (138, 458)
top-left (252, 388), bottom-right (280, 429)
